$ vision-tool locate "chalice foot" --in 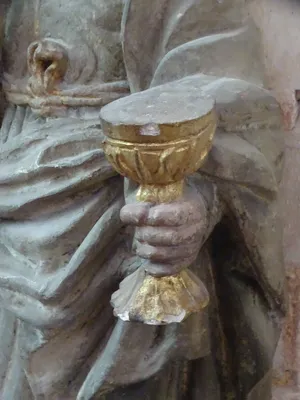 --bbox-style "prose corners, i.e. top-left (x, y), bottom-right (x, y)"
top-left (111, 267), bottom-right (209, 325)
